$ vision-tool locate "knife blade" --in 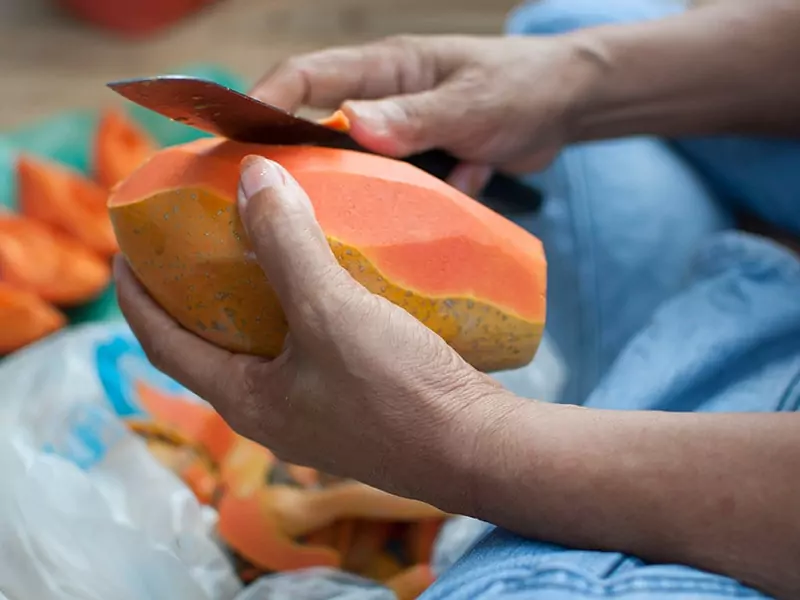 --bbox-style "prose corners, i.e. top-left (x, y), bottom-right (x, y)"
top-left (107, 75), bottom-right (542, 214)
